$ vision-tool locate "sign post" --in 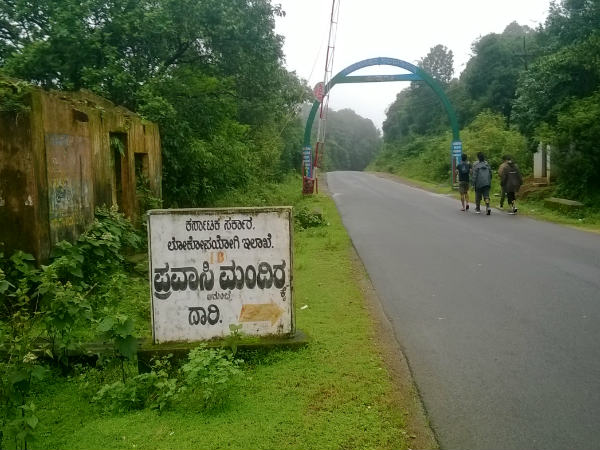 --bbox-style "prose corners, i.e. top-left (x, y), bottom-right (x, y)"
top-left (302, 146), bottom-right (315, 194)
top-left (148, 207), bottom-right (294, 343)
top-left (451, 141), bottom-right (462, 186)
